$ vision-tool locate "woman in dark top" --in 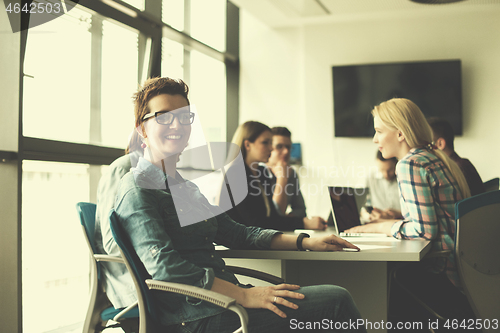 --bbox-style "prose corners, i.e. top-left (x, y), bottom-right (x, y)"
top-left (221, 121), bottom-right (326, 231)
